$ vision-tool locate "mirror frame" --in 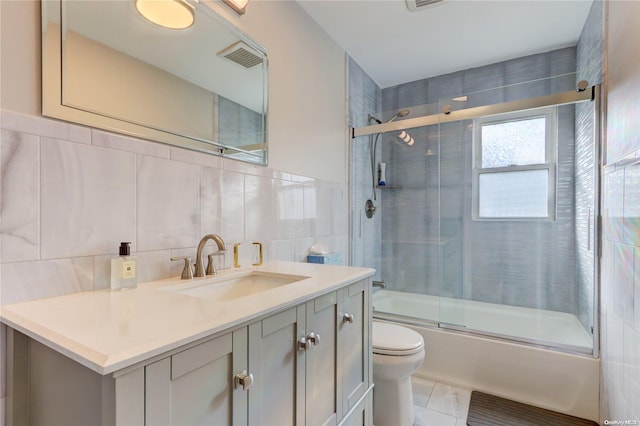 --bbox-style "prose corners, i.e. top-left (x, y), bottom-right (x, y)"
top-left (41, 0), bottom-right (269, 165)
